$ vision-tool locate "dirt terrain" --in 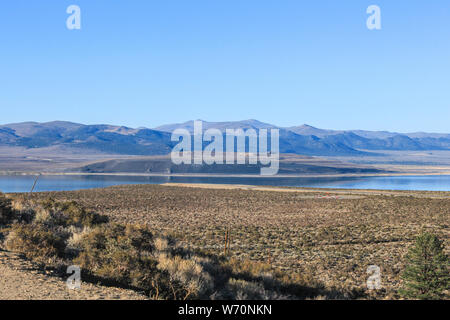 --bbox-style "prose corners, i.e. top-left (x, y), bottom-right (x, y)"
top-left (13, 183), bottom-right (447, 299)
top-left (0, 250), bottom-right (147, 300)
